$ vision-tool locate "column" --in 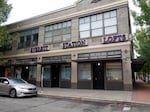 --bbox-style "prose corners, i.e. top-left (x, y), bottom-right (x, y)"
top-left (122, 49), bottom-right (133, 91)
top-left (71, 61), bottom-right (78, 89)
